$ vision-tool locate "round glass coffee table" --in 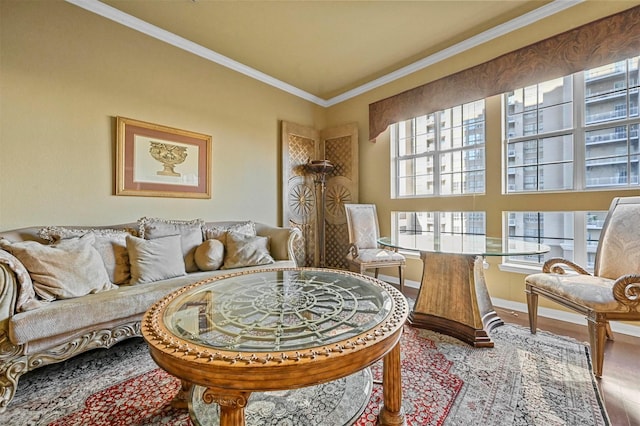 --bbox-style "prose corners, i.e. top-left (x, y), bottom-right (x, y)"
top-left (141, 268), bottom-right (409, 426)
